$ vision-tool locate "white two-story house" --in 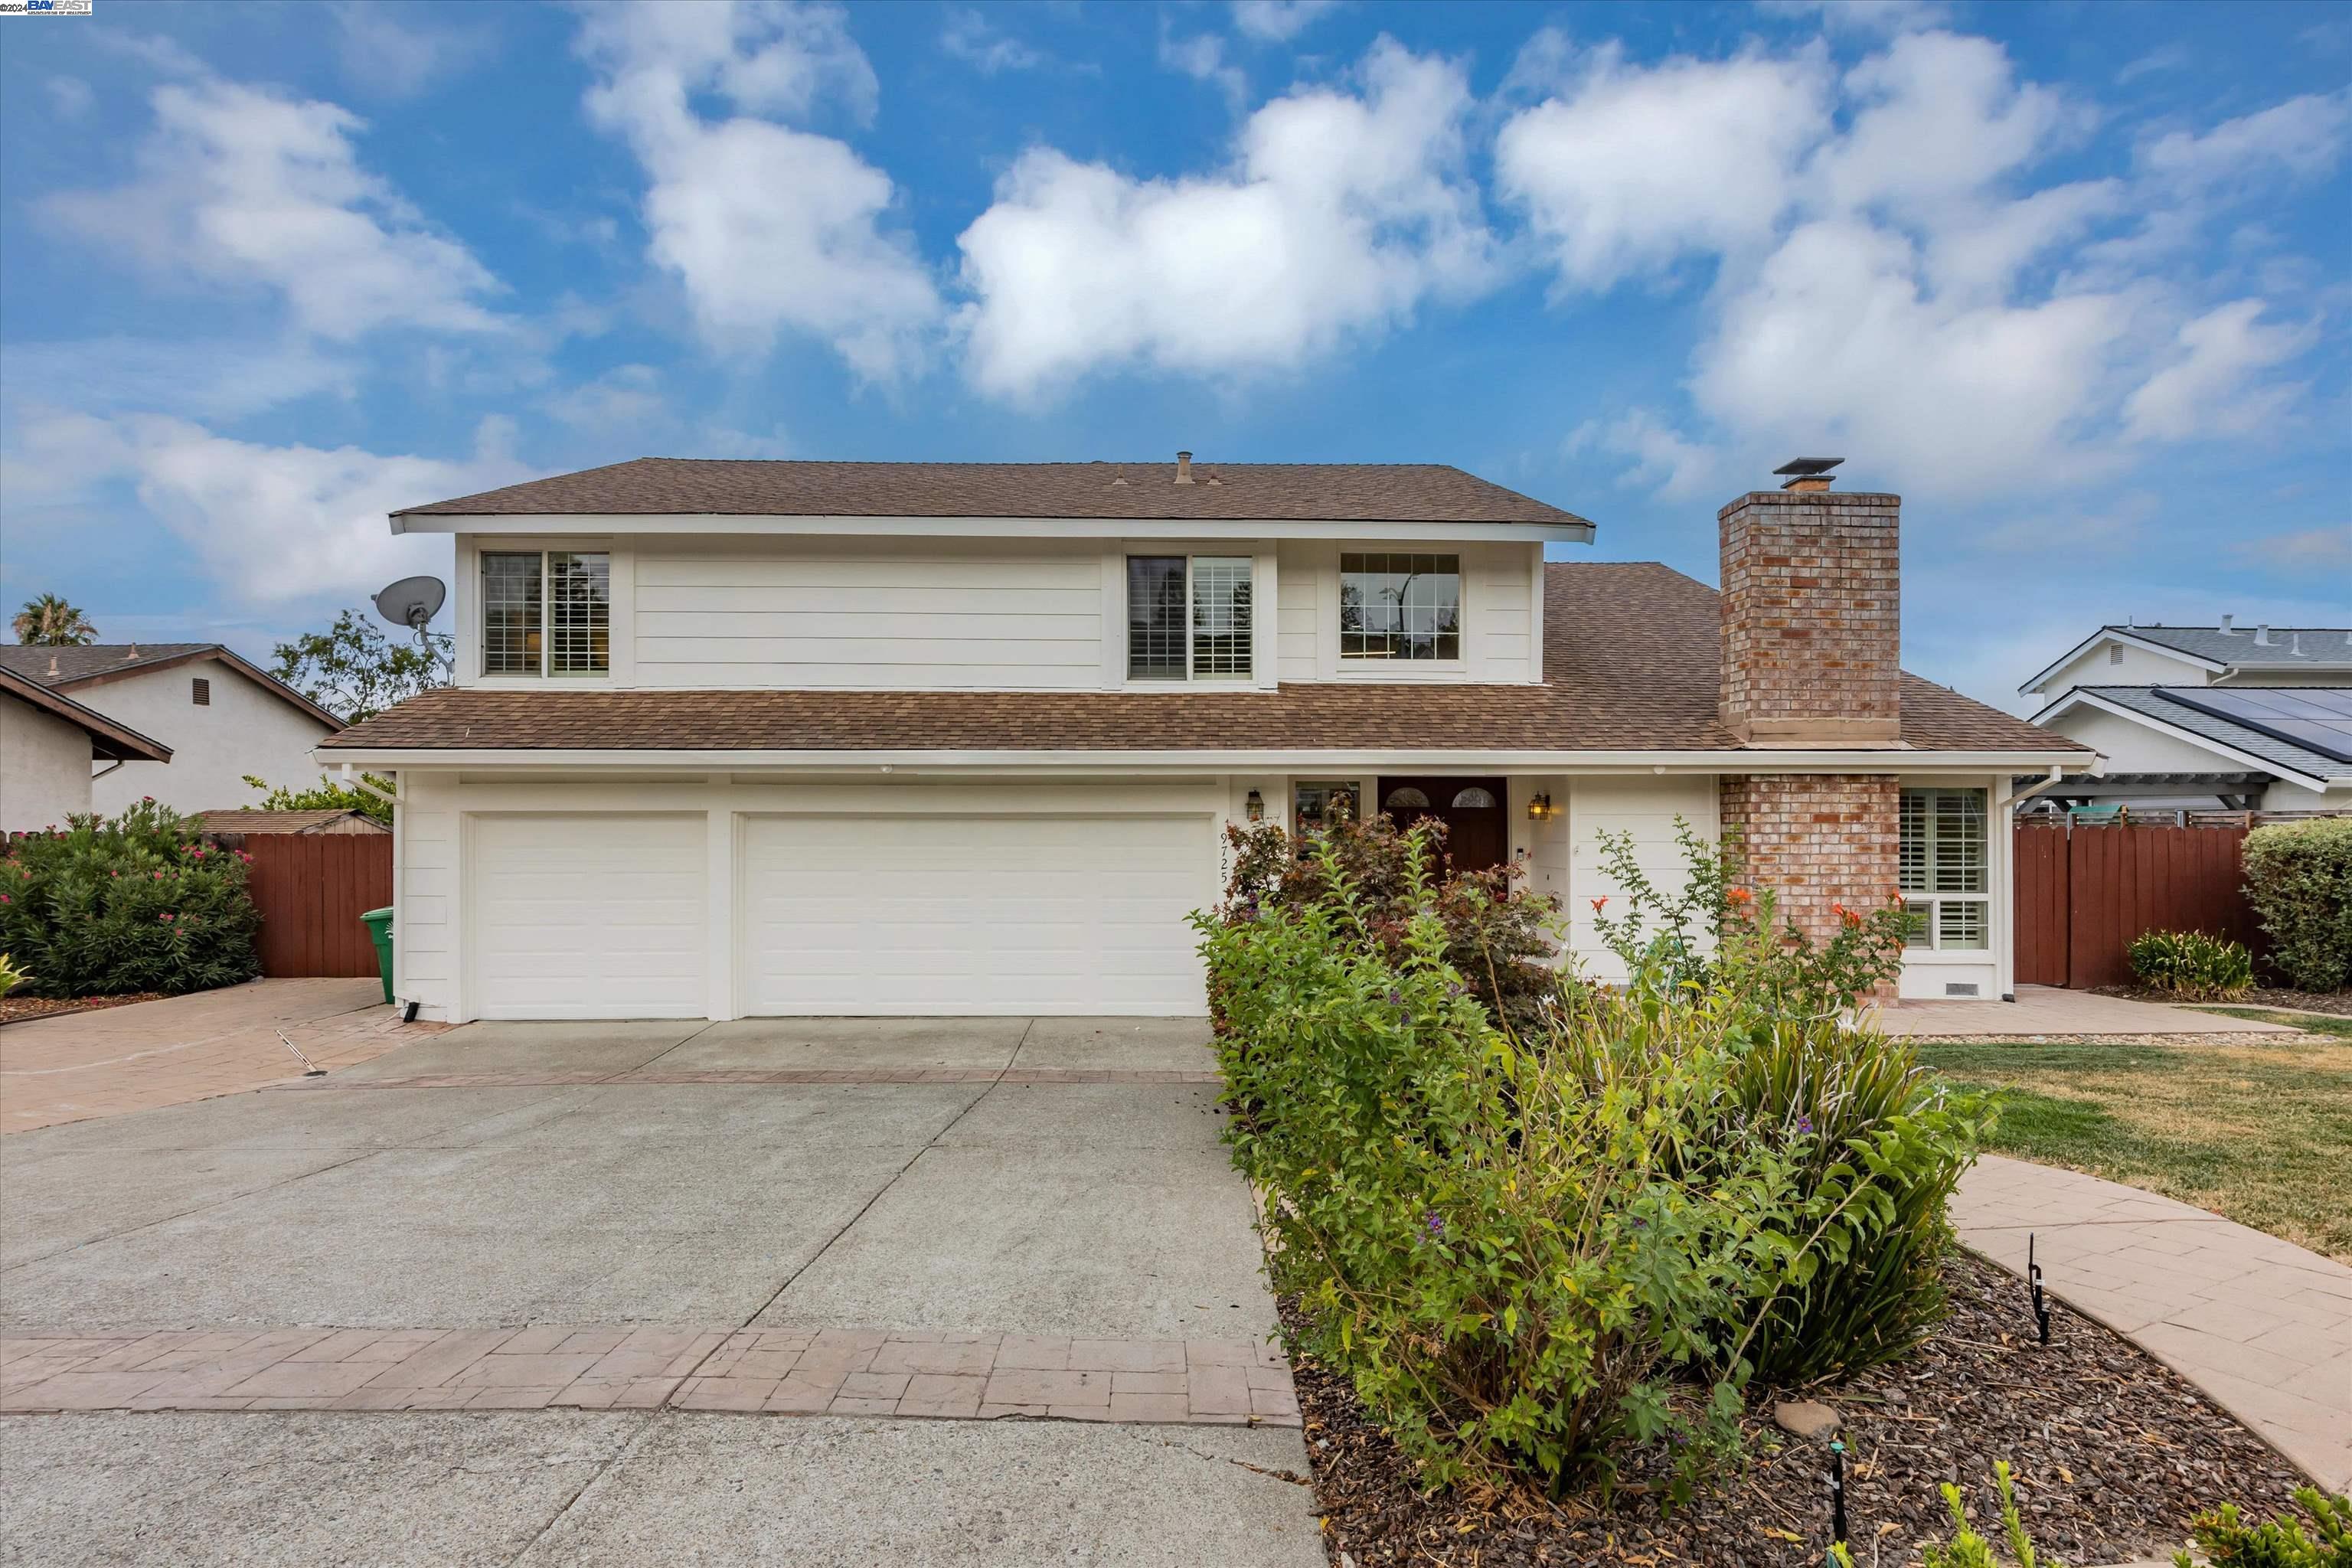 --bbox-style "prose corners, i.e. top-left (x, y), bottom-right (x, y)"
top-left (319, 456), bottom-right (2089, 1022)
